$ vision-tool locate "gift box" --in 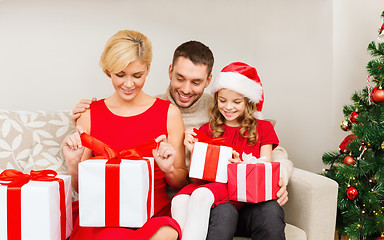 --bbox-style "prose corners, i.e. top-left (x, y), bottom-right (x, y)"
top-left (78, 158), bottom-right (154, 228)
top-left (228, 158), bottom-right (280, 203)
top-left (78, 132), bottom-right (155, 228)
top-left (0, 170), bottom-right (73, 240)
top-left (189, 141), bottom-right (233, 183)
top-left (189, 129), bottom-right (236, 183)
